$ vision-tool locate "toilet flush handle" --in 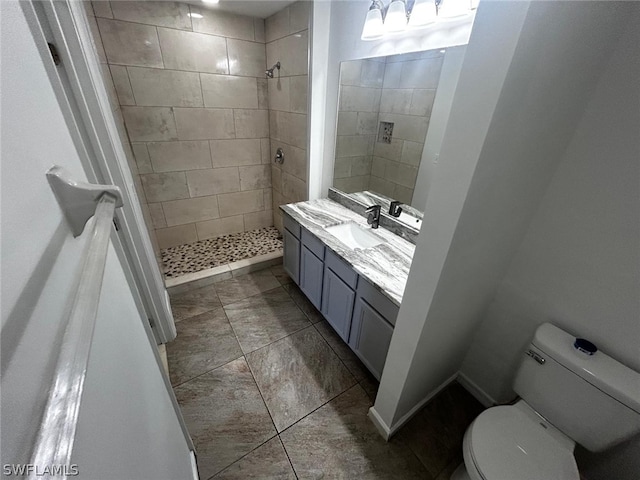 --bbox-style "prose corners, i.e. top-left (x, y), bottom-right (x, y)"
top-left (526, 349), bottom-right (546, 365)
